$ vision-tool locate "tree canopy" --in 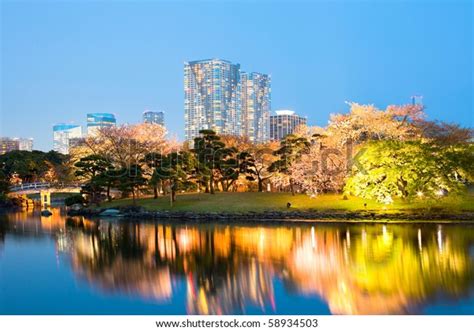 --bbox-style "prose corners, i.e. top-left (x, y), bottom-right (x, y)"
top-left (345, 140), bottom-right (474, 202)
